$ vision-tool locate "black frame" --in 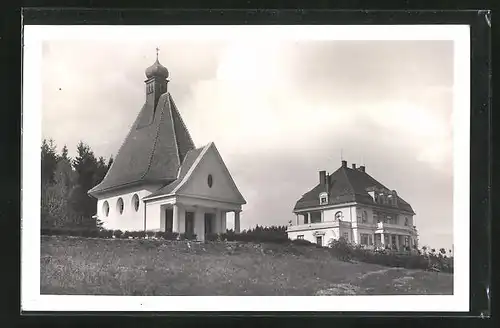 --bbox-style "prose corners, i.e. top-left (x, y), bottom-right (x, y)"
top-left (4, 5), bottom-right (491, 325)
